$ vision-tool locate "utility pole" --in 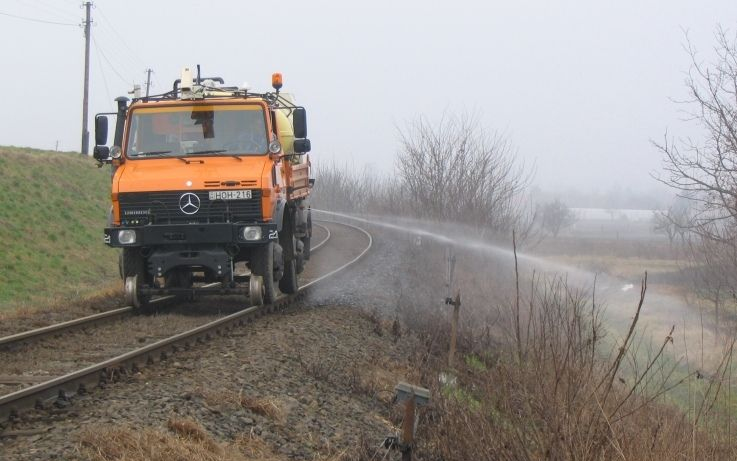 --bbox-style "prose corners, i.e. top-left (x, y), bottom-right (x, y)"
top-left (80, 1), bottom-right (92, 156)
top-left (145, 68), bottom-right (153, 97)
